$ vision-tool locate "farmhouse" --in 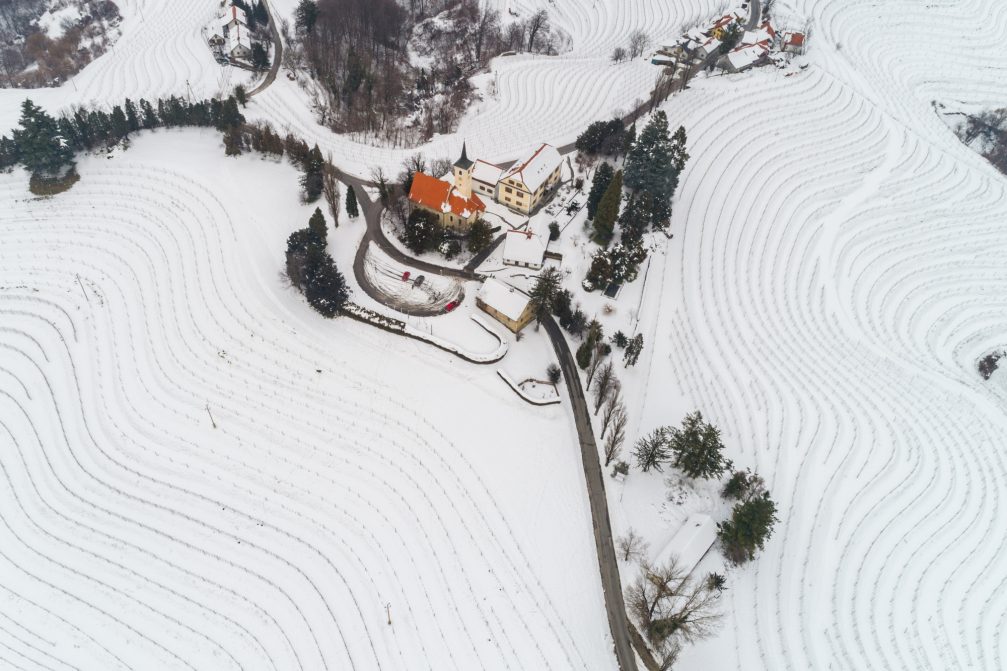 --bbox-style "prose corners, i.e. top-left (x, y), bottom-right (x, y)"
top-left (228, 24), bottom-right (252, 60)
top-left (221, 4), bottom-right (248, 33)
top-left (720, 40), bottom-right (770, 72)
top-left (476, 278), bottom-right (535, 333)
top-left (408, 145), bottom-right (486, 230)
top-left (496, 143), bottom-right (563, 214)
top-left (502, 228), bottom-right (548, 270)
